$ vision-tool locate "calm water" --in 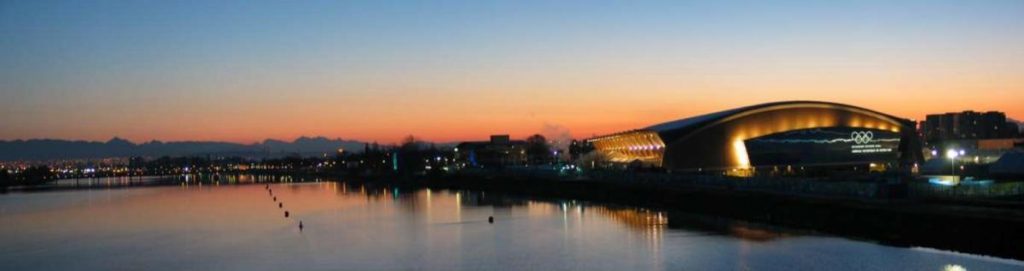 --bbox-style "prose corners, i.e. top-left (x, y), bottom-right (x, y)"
top-left (1, 176), bottom-right (1021, 271)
